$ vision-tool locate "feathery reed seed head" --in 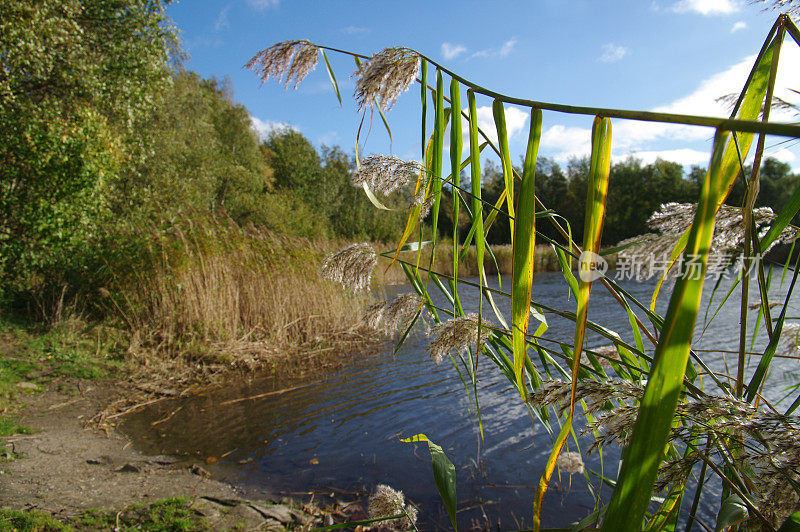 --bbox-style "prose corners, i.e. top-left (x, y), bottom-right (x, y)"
top-left (368, 484), bottom-right (418, 529)
top-left (529, 379), bottom-right (644, 453)
top-left (617, 202), bottom-right (794, 279)
top-left (364, 293), bottom-right (428, 336)
top-left (354, 47), bottom-right (419, 111)
top-left (528, 379), bottom-right (643, 414)
top-left (245, 40), bottom-right (319, 89)
top-left (783, 324), bottom-right (800, 354)
top-left (413, 187), bottom-right (434, 222)
top-left (556, 451), bottom-right (585, 475)
top-left (583, 345), bottom-right (621, 369)
top-left (427, 314), bottom-right (492, 364)
top-left (320, 243), bottom-right (377, 291)
top-left (352, 155), bottom-right (424, 196)
top-left (755, 0), bottom-right (800, 16)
